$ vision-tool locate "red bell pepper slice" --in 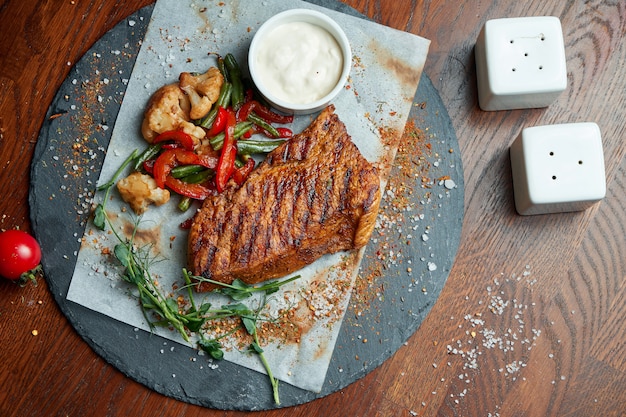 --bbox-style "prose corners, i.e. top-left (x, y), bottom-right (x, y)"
top-left (215, 108), bottom-right (238, 193)
top-left (205, 106), bottom-right (228, 137)
top-left (249, 125), bottom-right (293, 139)
top-left (244, 88), bottom-right (254, 103)
top-left (152, 148), bottom-right (217, 197)
top-left (197, 153), bottom-right (219, 168)
top-left (276, 127), bottom-right (293, 139)
top-left (153, 149), bottom-right (178, 189)
top-left (232, 158), bottom-right (255, 185)
top-left (164, 177), bottom-right (214, 200)
top-left (237, 100), bottom-right (294, 124)
top-left (153, 149), bottom-right (198, 189)
top-left (142, 159), bottom-right (155, 175)
top-left (153, 130), bottom-right (195, 151)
